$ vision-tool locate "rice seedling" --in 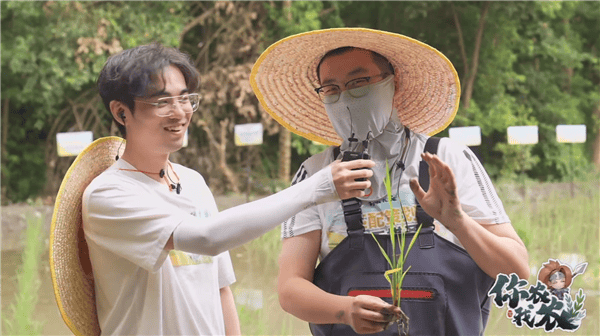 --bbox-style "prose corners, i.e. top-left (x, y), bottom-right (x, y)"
top-left (2, 212), bottom-right (45, 335)
top-left (370, 161), bottom-right (422, 335)
top-left (486, 179), bottom-right (599, 335)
